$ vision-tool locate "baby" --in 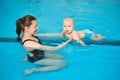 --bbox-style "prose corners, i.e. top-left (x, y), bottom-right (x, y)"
top-left (37, 17), bottom-right (105, 46)
top-left (61, 18), bottom-right (105, 46)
